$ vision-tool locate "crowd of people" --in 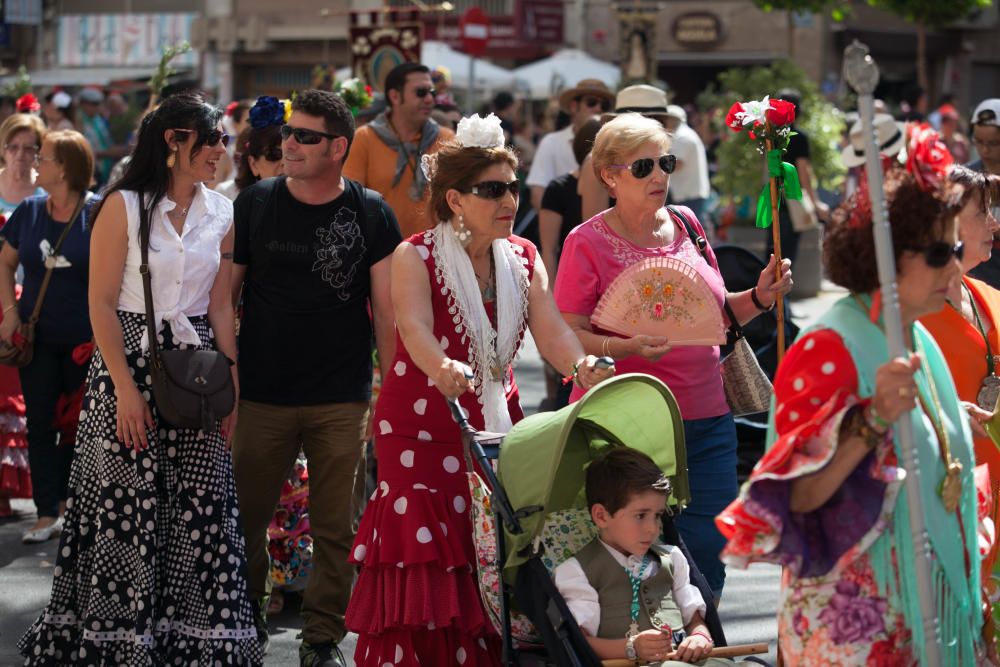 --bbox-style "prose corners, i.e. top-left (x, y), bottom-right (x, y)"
top-left (0, 61), bottom-right (997, 666)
